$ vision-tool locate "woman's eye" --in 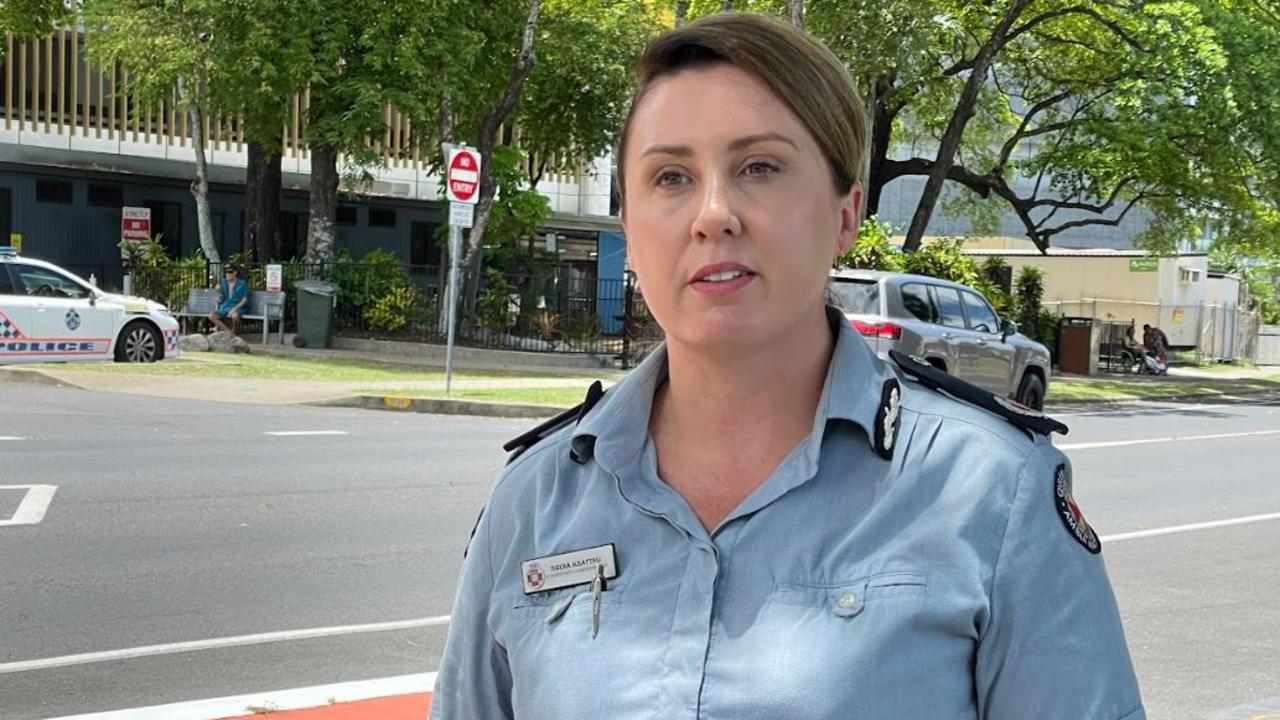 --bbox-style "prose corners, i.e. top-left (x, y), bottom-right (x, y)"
top-left (743, 160), bottom-right (779, 176)
top-left (656, 171), bottom-right (687, 187)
